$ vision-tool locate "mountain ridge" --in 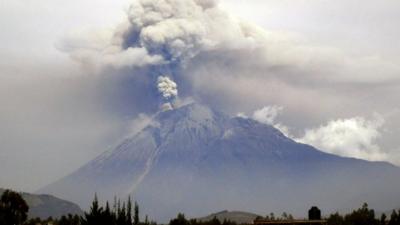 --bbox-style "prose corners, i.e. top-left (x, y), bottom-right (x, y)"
top-left (197, 210), bottom-right (261, 224)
